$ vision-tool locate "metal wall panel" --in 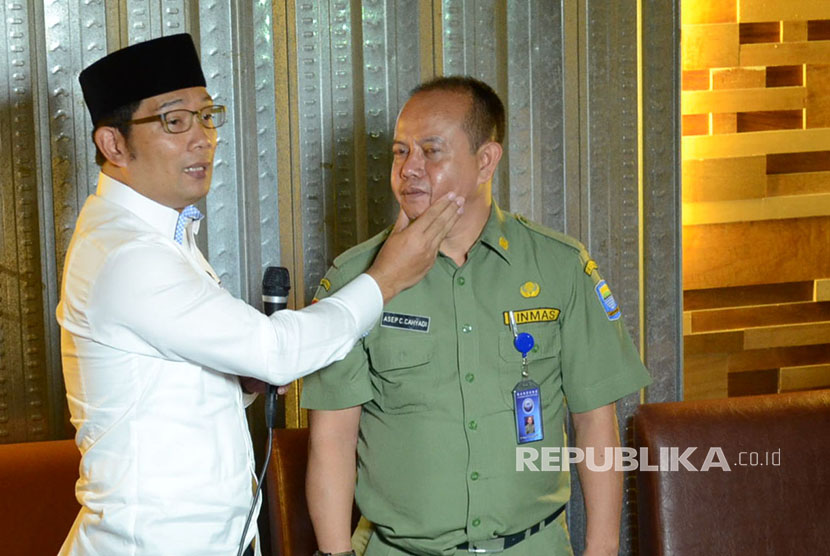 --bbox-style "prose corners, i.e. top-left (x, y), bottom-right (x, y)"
top-left (361, 0), bottom-right (422, 237)
top-left (252, 0), bottom-right (281, 273)
top-left (0, 0), bottom-right (49, 442)
top-left (200, 1), bottom-right (243, 296)
top-left (294, 0), bottom-right (334, 302)
top-left (1, 0), bottom-right (680, 552)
